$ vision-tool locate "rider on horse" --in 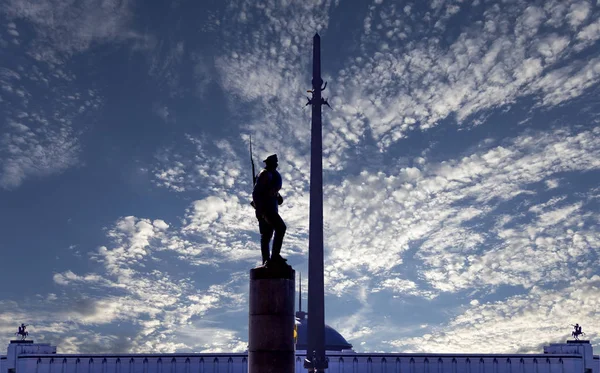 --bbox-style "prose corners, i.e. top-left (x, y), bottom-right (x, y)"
top-left (15, 323), bottom-right (28, 340)
top-left (571, 324), bottom-right (584, 340)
